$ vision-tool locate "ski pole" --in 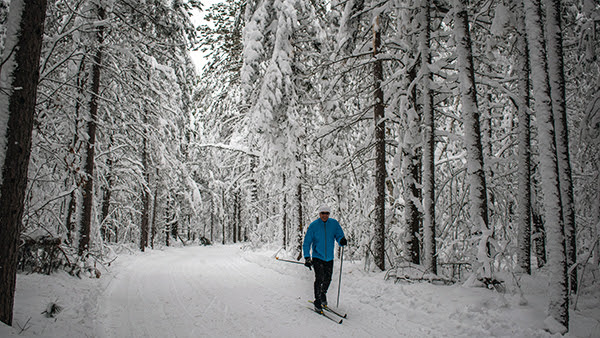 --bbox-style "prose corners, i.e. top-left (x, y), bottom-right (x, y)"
top-left (276, 256), bottom-right (312, 270)
top-left (275, 257), bottom-right (303, 265)
top-left (336, 245), bottom-right (344, 308)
